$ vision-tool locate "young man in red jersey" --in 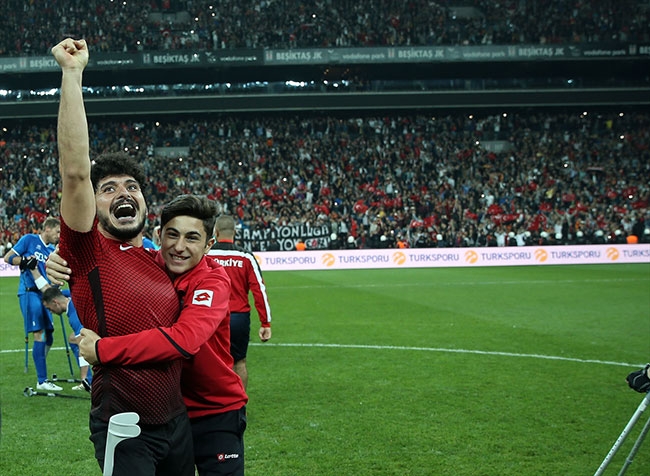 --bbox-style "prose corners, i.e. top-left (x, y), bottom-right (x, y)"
top-left (51, 38), bottom-right (193, 475)
top-left (208, 214), bottom-right (272, 389)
